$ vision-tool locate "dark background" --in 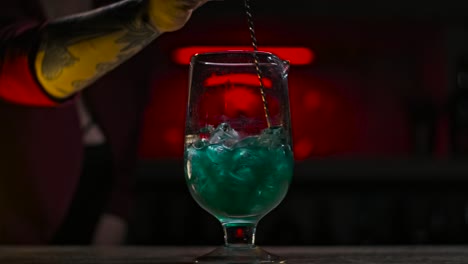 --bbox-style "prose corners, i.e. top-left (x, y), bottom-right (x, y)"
top-left (126, 0), bottom-right (468, 245)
